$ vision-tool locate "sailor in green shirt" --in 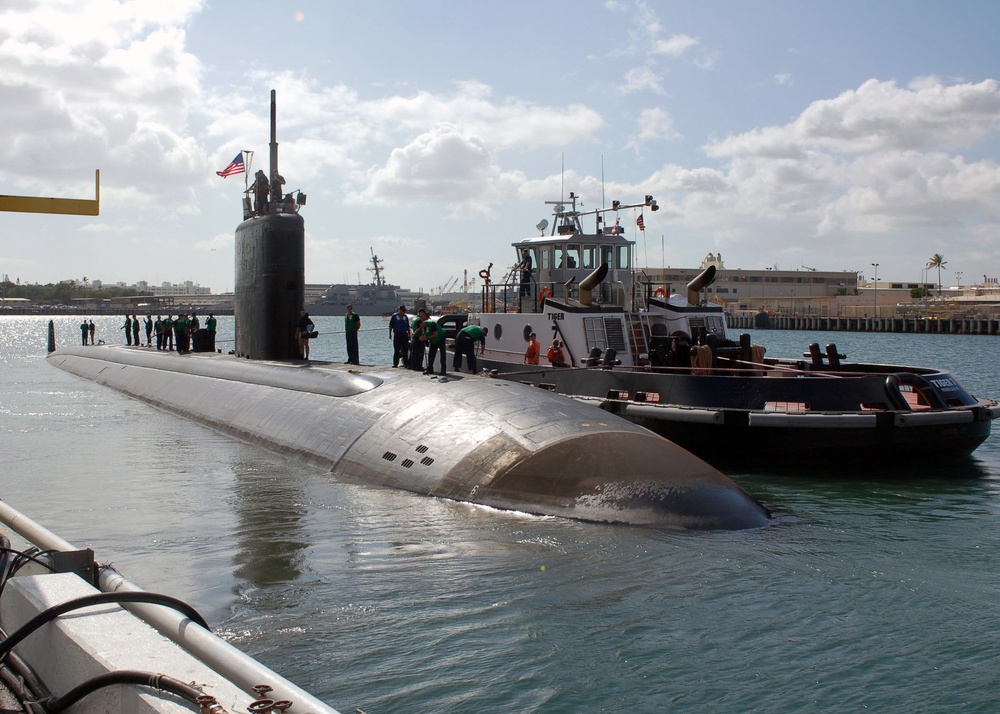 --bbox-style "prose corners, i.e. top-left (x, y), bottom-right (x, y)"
top-left (344, 304), bottom-right (361, 365)
top-left (454, 323), bottom-right (488, 374)
top-left (205, 314), bottom-right (217, 332)
top-left (409, 316), bottom-right (425, 371)
top-left (417, 308), bottom-right (447, 375)
top-left (161, 316), bottom-right (174, 351)
top-left (174, 314), bottom-right (188, 353)
top-left (121, 315), bottom-right (132, 345)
